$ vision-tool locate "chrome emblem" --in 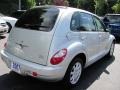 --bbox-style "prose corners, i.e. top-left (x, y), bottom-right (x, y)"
top-left (16, 42), bottom-right (28, 49)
